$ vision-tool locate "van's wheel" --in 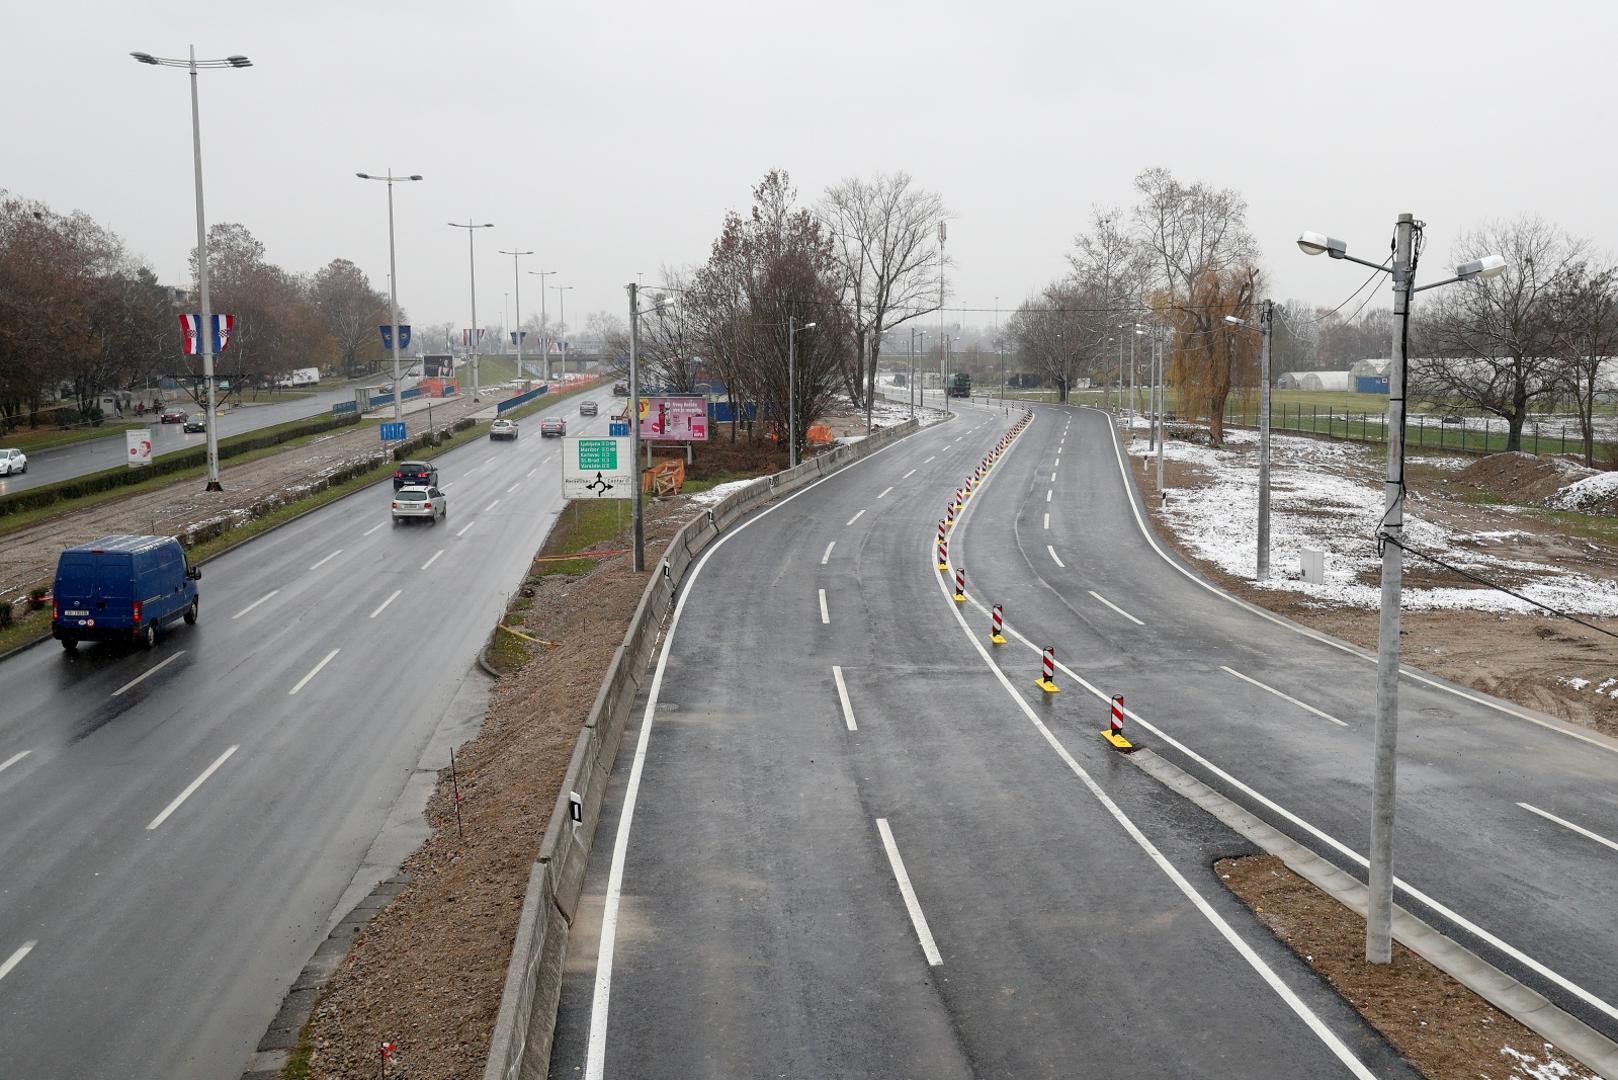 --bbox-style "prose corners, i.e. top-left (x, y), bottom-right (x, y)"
top-left (61, 638), bottom-right (77, 652)
top-left (140, 623), bottom-right (156, 649)
top-left (184, 599), bottom-right (198, 625)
